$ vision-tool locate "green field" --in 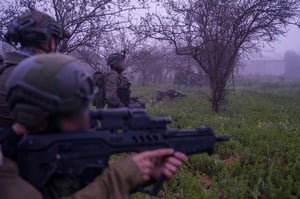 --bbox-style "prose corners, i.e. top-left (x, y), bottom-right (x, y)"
top-left (130, 81), bottom-right (300, 199)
